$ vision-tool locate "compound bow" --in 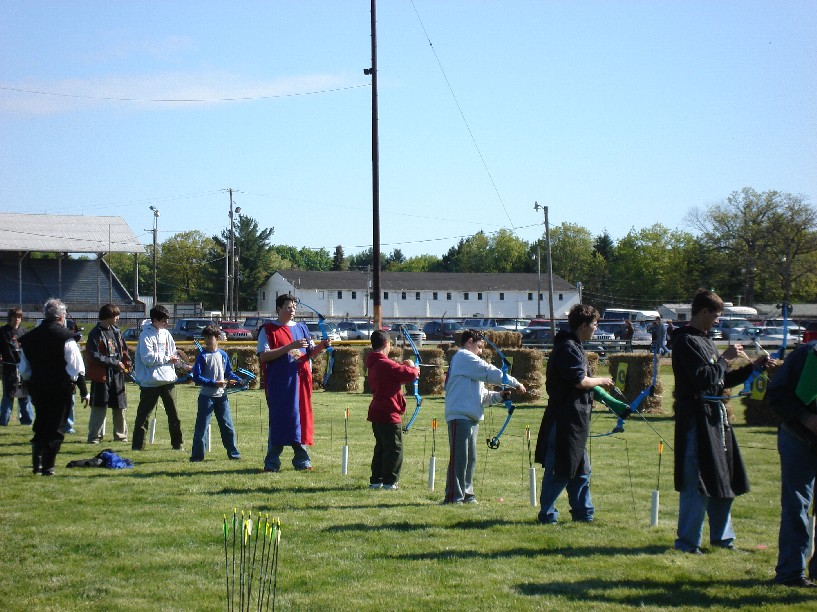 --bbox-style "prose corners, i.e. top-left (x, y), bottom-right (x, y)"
top-left (296, 299), bottom-right (334, 387)
top-left (483, 336), bottom-right (515, 449)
